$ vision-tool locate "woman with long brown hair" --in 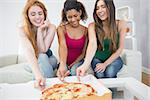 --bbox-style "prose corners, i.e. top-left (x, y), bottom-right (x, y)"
top-left (77, 0), bottom-right (127, 79)
top-left (20, 0), bottom-right (57, 90)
